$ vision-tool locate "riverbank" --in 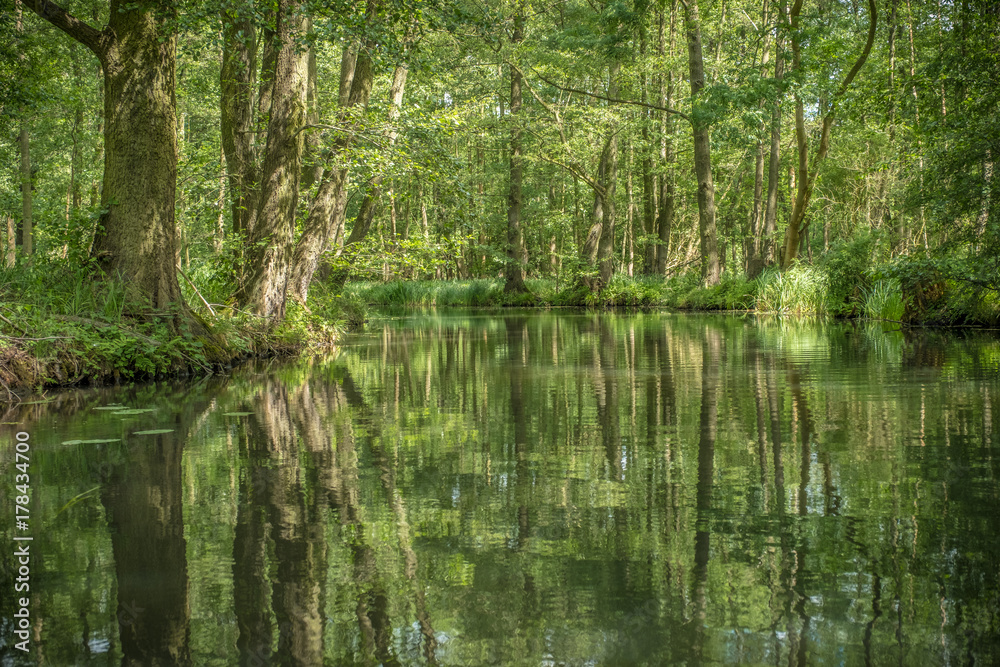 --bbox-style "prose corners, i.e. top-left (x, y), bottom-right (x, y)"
top-left (0, 260), bottom-right (346, 398)
top-left (344, 261), bottom-right (1000, 325)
